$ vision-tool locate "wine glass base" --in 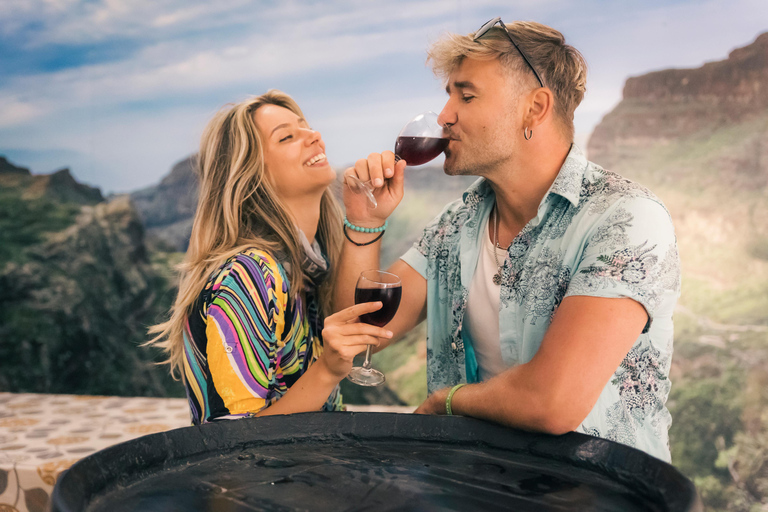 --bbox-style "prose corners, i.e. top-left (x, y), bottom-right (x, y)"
top-left (346, 367), bottom-right (386, 387)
